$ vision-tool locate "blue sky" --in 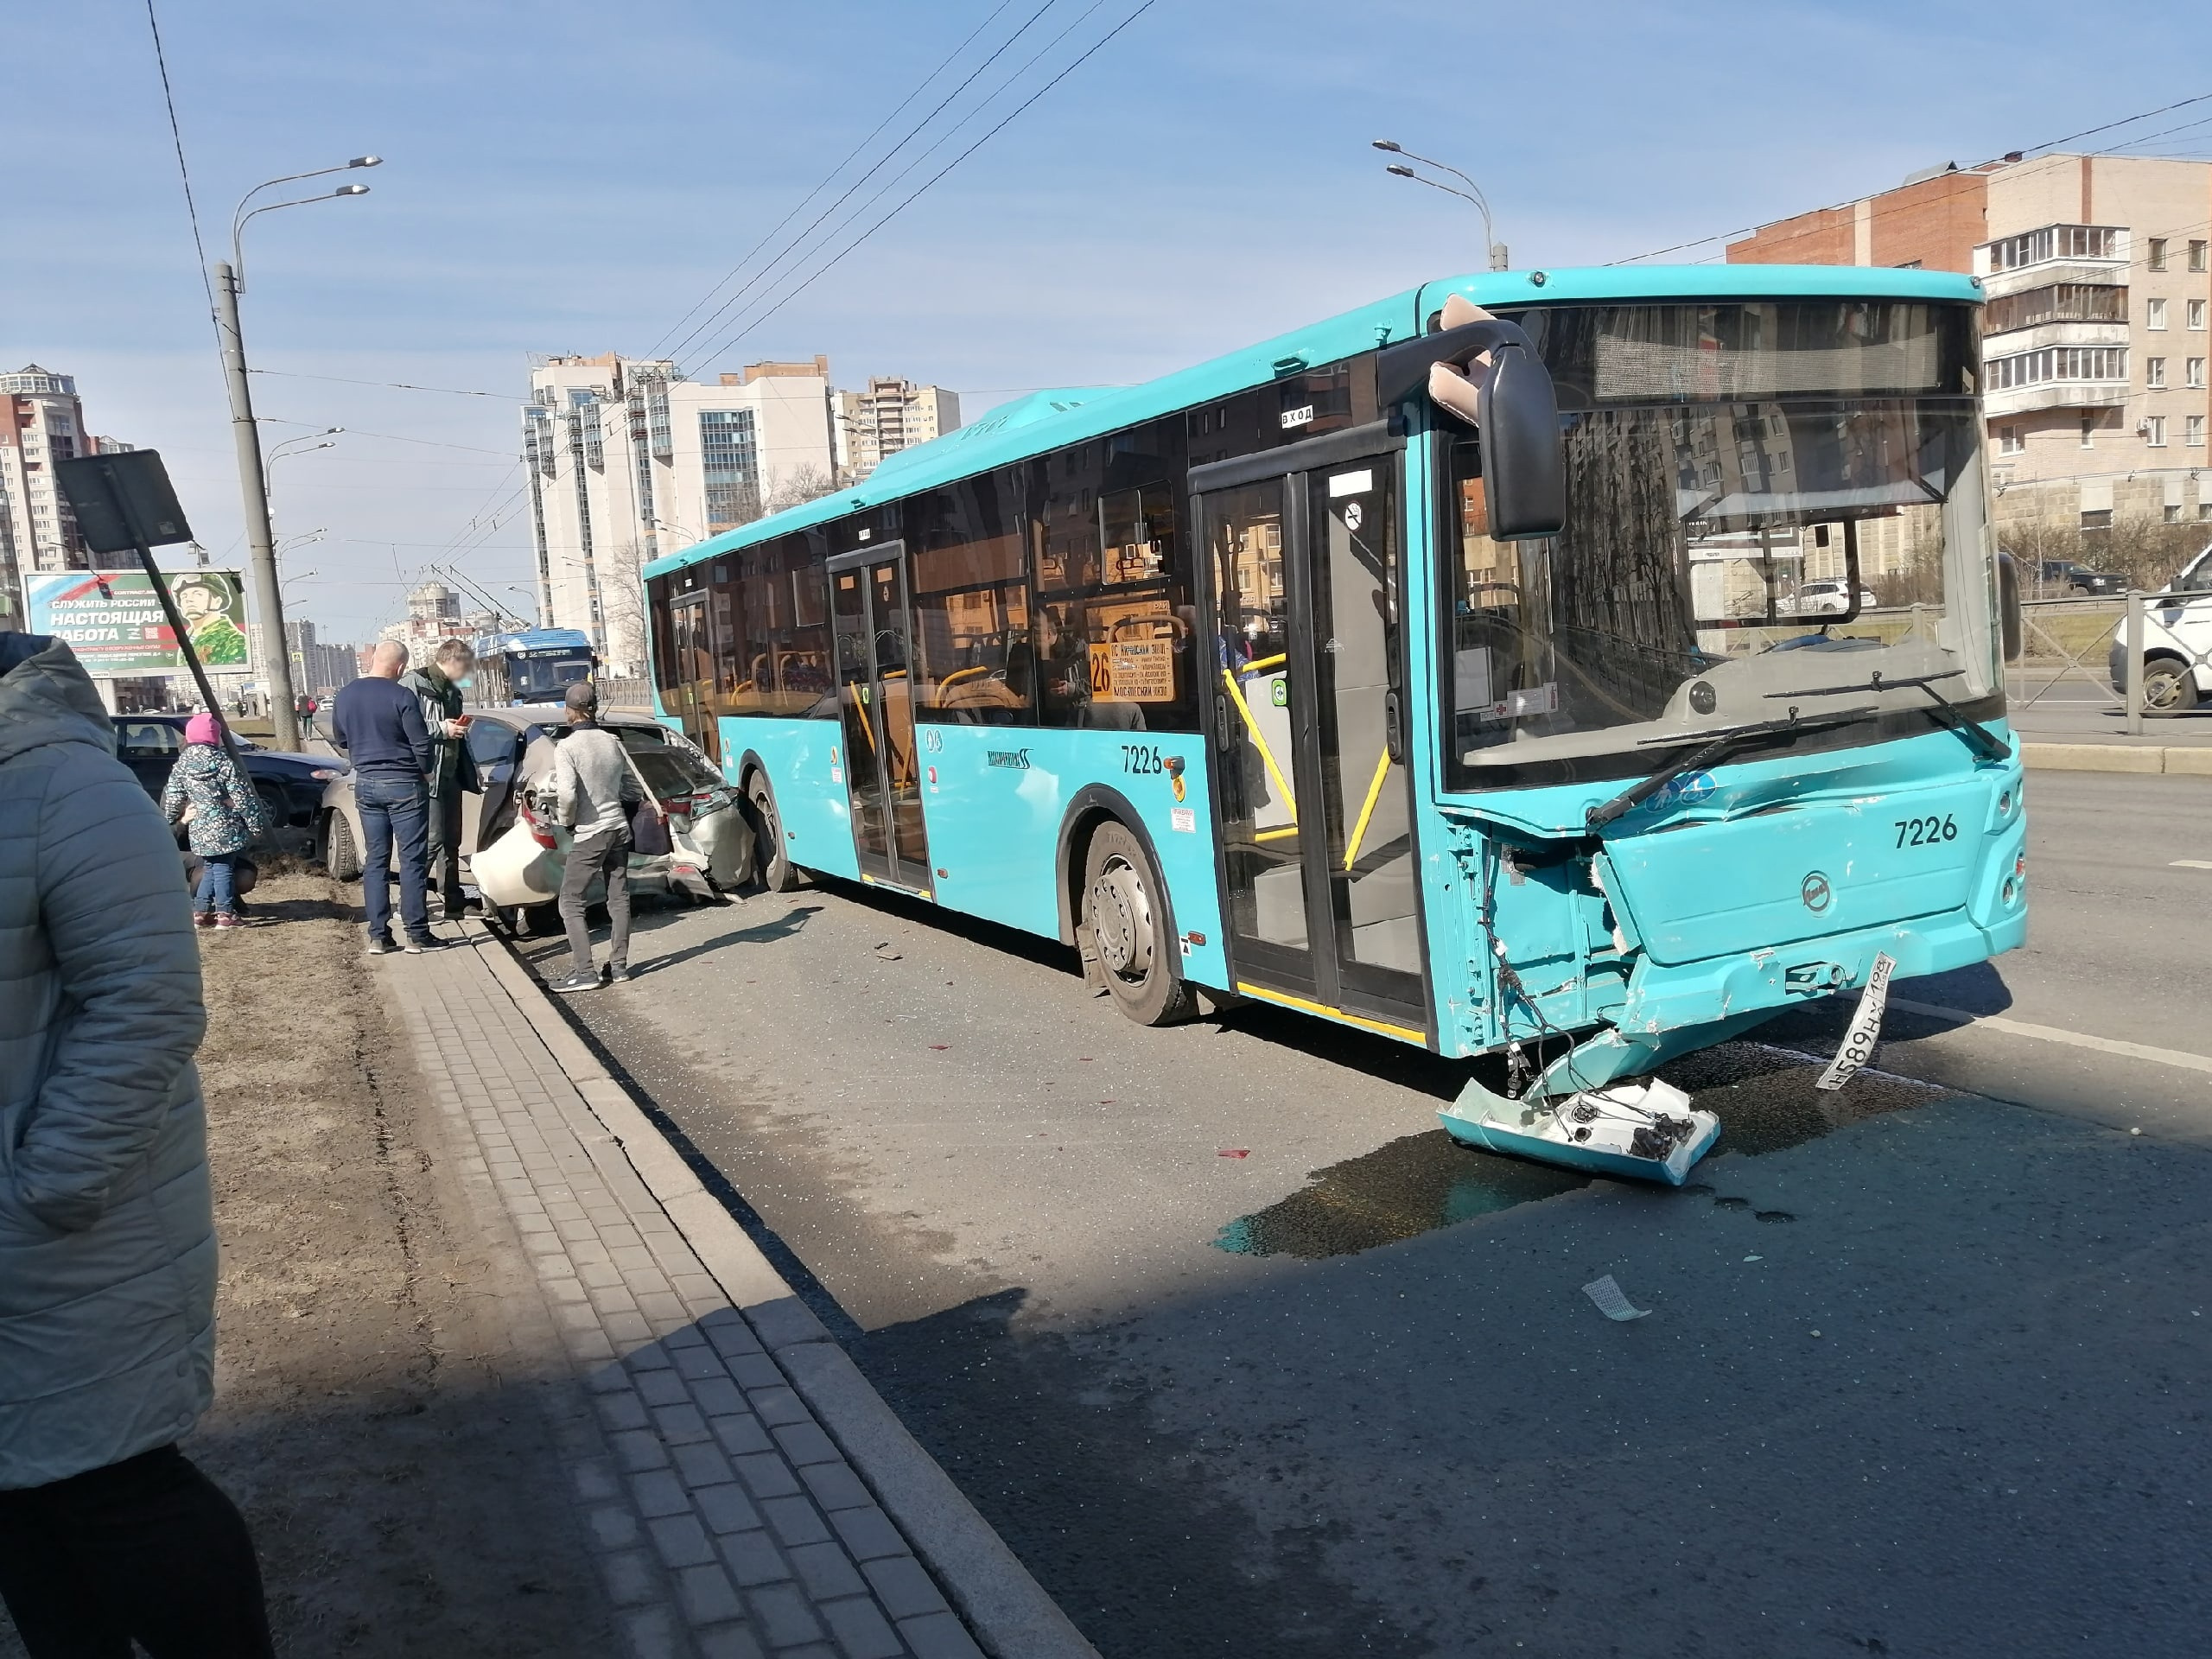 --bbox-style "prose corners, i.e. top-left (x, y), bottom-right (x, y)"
top-left (10, 0), bottom-right (2209, 641)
